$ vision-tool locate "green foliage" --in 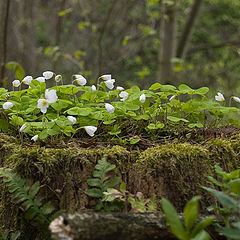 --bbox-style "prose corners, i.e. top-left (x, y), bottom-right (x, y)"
top-left (1, 72), bottom-right (239, 142)
top-left (0, 231), bottom-right (20, 240)
top-left (203, 165), bottom-right (240, 239)
top-left (0, 168), bottom-right (59, 235)
top-left (161, 197), bottom-right (214, 240)
top-left (87, 155), bottom-right (121, 211)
